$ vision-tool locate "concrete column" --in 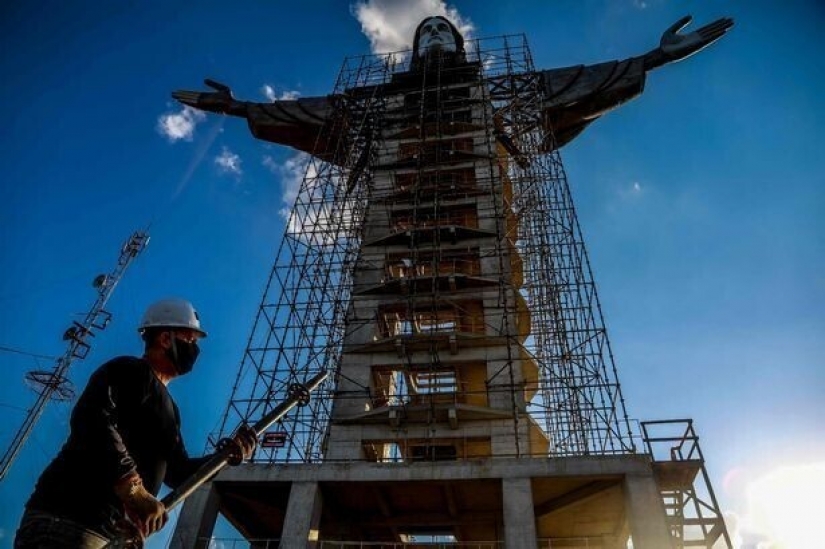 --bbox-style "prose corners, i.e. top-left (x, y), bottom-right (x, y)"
top-left (601, 534), bottom-right (624, 549)
top-left (279, 481), bottom-right (324, 549)
top-left (502, 477), bottom-right (537, 549)
top-left (169, 482), bottom-right (221, 549)
top-left (623, 474), bottom-right (673, 549)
